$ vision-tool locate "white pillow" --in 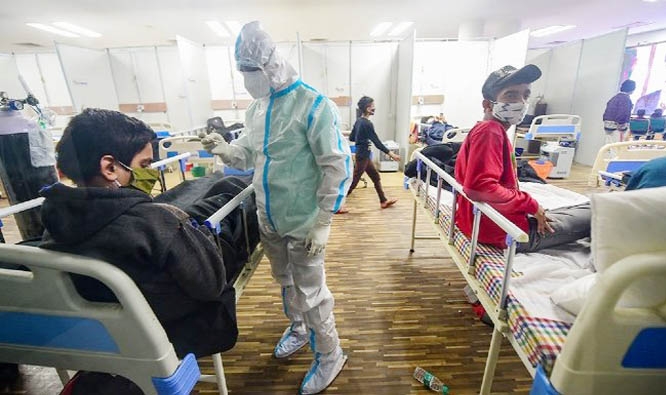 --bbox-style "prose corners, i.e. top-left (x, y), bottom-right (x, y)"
top-left (591, 187), bottom-right (666, 307)
top-left (550, 273), bottom-right (598, 316)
